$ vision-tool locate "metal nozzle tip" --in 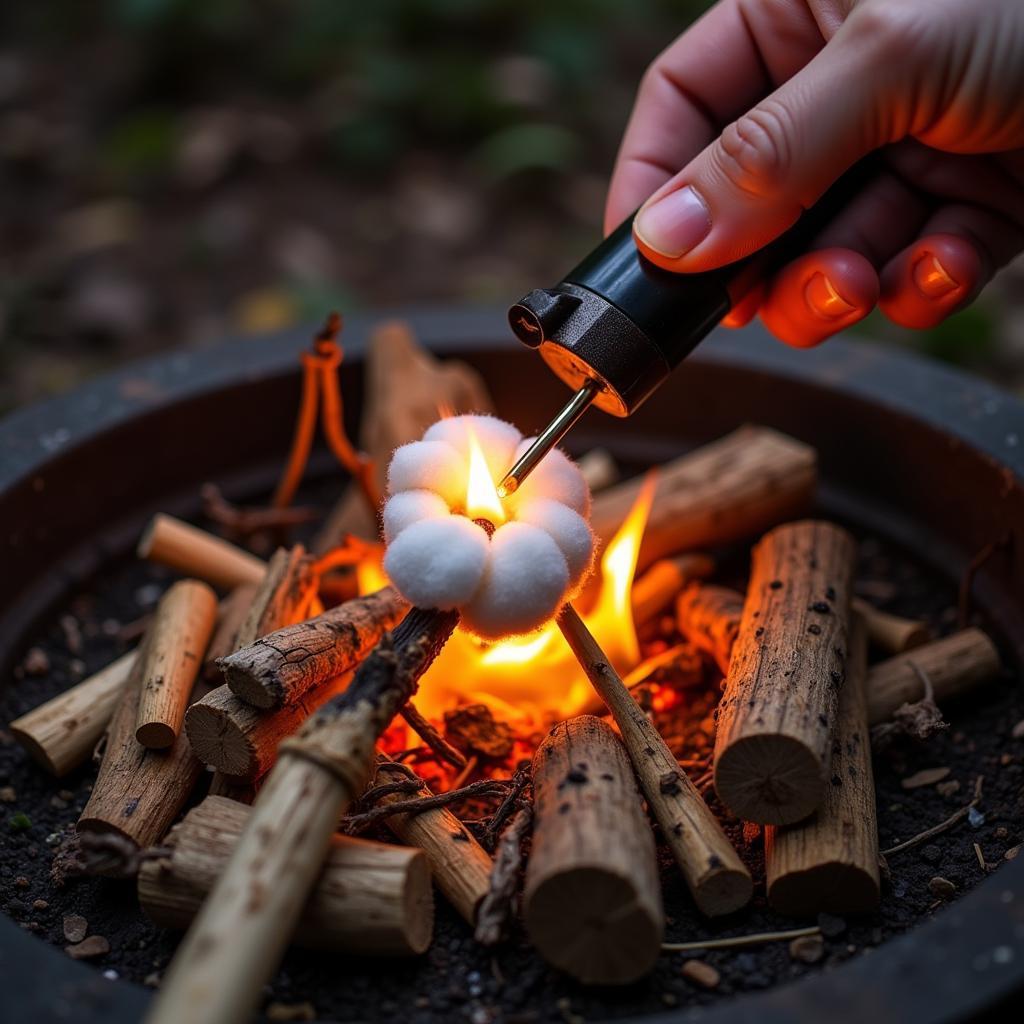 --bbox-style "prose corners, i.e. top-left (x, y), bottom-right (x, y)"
top-left (496, 478), bottom-right (517, 499)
